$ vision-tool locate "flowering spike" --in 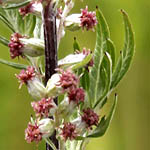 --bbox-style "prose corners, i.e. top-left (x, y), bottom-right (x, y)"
top-left (61, 122), bottom-right (77, 141)
top-left (31, 98), bottom-right (55, 118)
top-left (80, 6), bottom-right (97, 30)
top-left (16, 66), bottom-right (36, 88)
top-left (8, 33), bottom-right (24, 59)
top-left (82, 108), bottom-right (99, 128)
